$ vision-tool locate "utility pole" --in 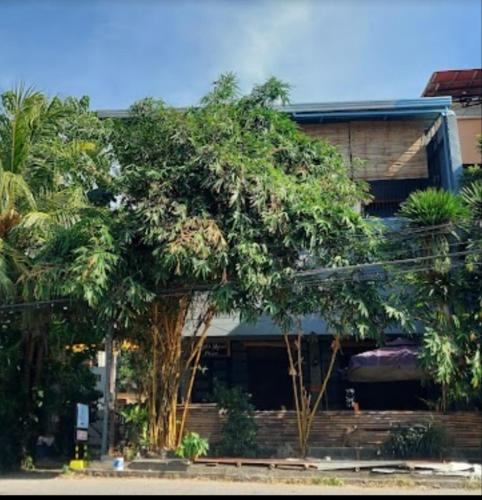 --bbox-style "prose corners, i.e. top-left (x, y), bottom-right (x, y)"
top-left (101, 326), bottom-right (113, 458)
top-left (108, 341), bottom-right (118, 454)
